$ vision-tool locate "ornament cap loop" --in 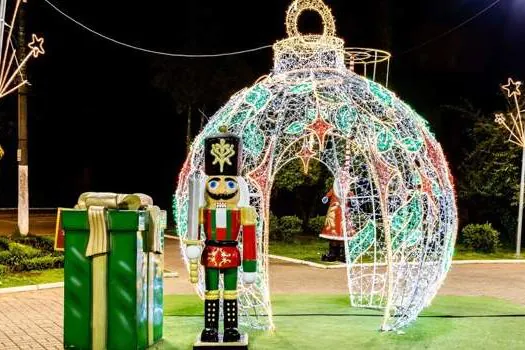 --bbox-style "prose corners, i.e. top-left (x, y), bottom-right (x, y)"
top-left (286, 0), bottom-right (336, 38)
